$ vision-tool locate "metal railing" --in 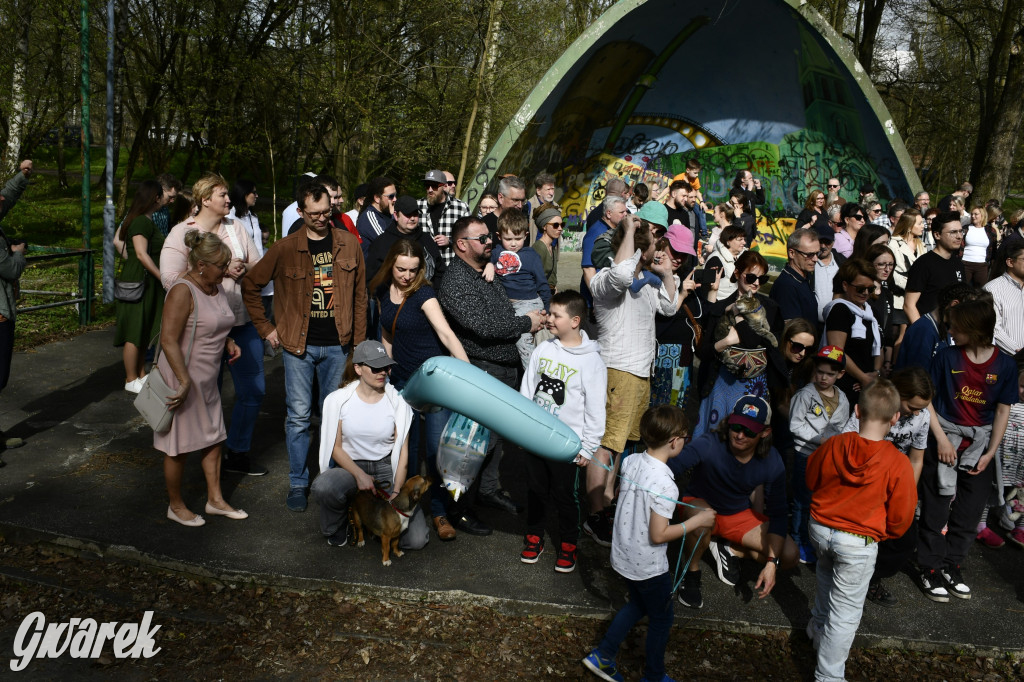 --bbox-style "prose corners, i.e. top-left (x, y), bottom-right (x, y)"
top-left (16, 247), bottom-right (95, 324)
